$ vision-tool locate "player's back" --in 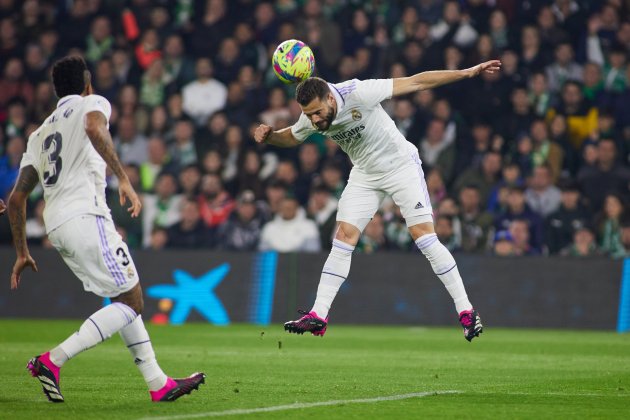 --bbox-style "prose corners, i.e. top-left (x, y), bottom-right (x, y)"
top-left (21, 94), bottom-right (112, 233)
